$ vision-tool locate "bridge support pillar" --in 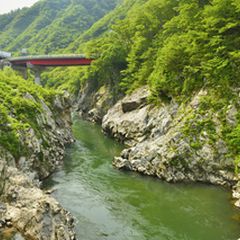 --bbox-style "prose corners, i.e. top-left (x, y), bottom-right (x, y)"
top-left (0, 60), bottom-right (3, 70)
top-left (34, 68), bottom-right (41, 85)
top-left (12, 66), bottom-right (28, 79)
top-left (27, 64), bottom-right (43, 85)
